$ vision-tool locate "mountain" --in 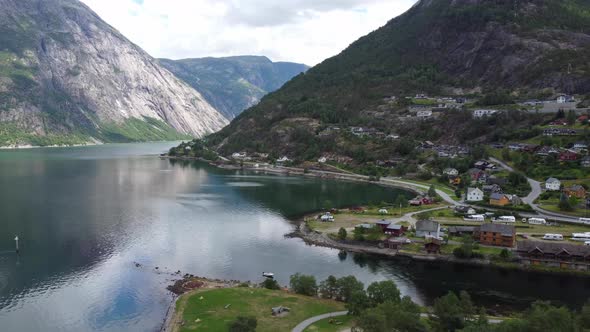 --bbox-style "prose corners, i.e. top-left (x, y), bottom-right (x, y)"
top-left (0, 0), bottom-right (228, 146)
top-left (207, 0), bottom-right (590, 163)
top-left (159, 56), bottom-right (309, 119)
